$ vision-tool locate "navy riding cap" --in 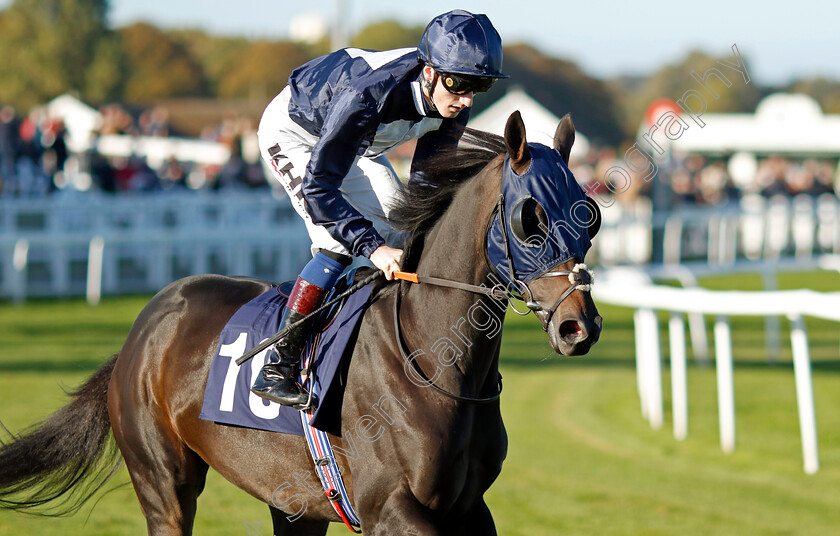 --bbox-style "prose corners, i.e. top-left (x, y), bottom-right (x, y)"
top-left (417, 10), bottom-right (508, 79)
